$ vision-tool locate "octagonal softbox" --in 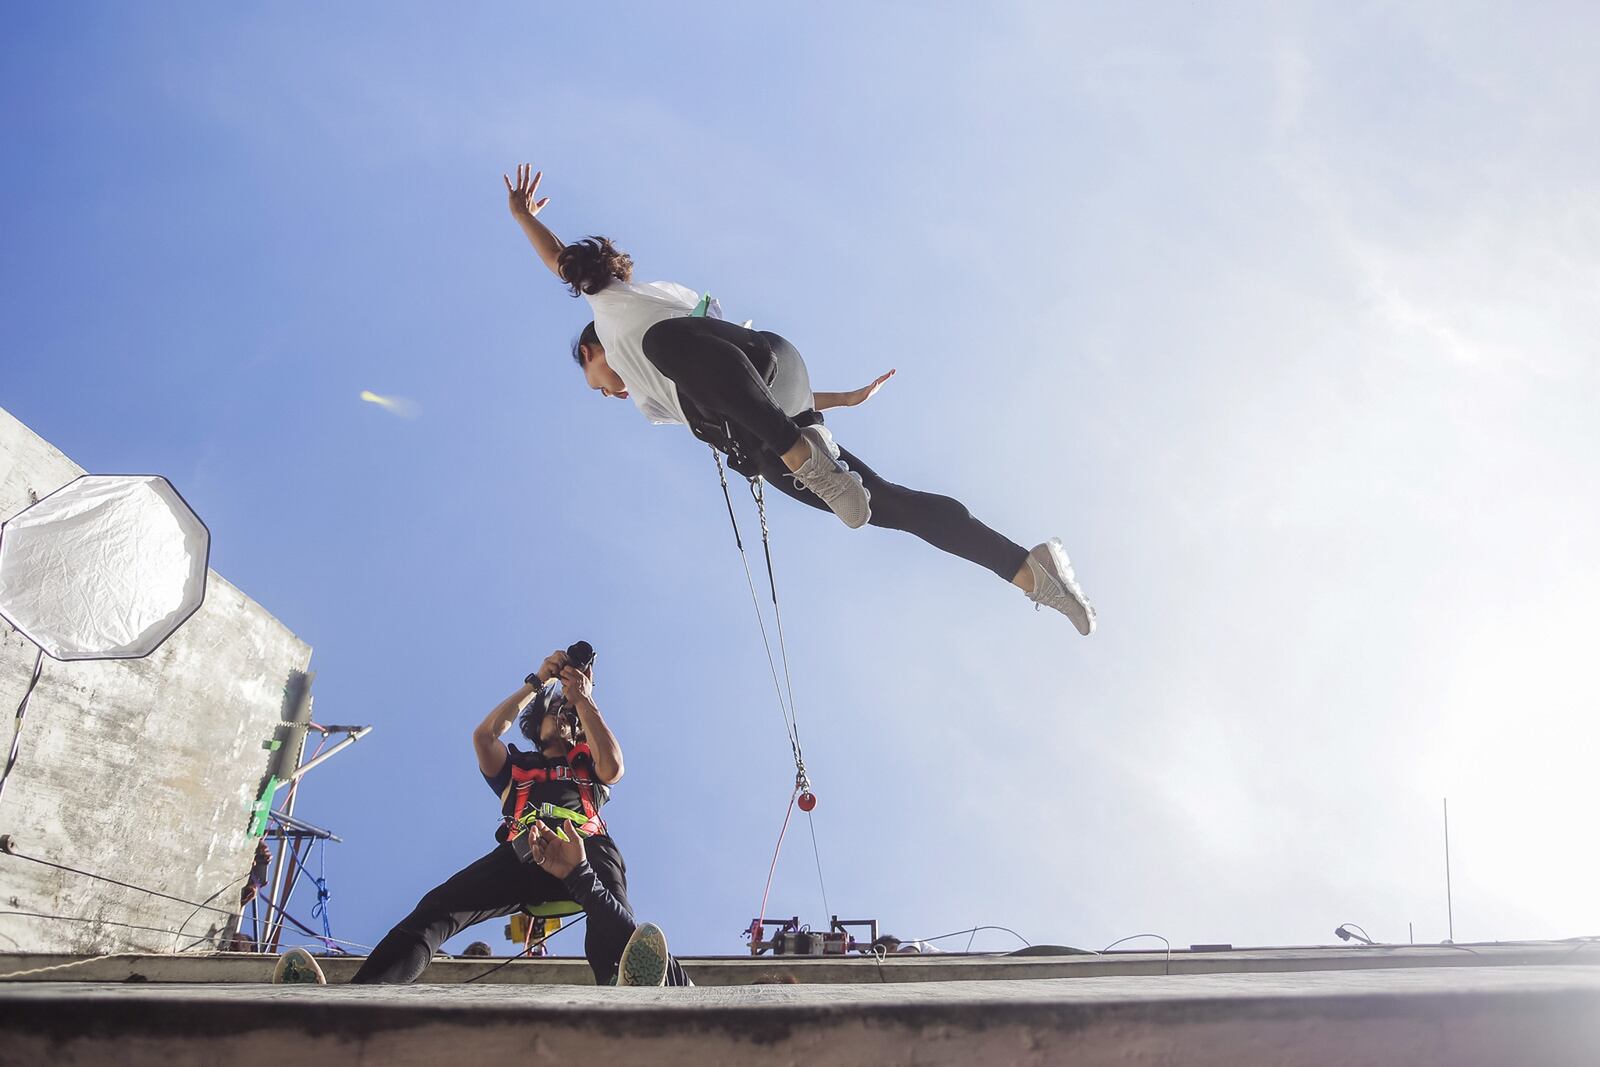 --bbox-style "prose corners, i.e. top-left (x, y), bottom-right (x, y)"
top-left (0, 474), bottom-right (210, 661)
